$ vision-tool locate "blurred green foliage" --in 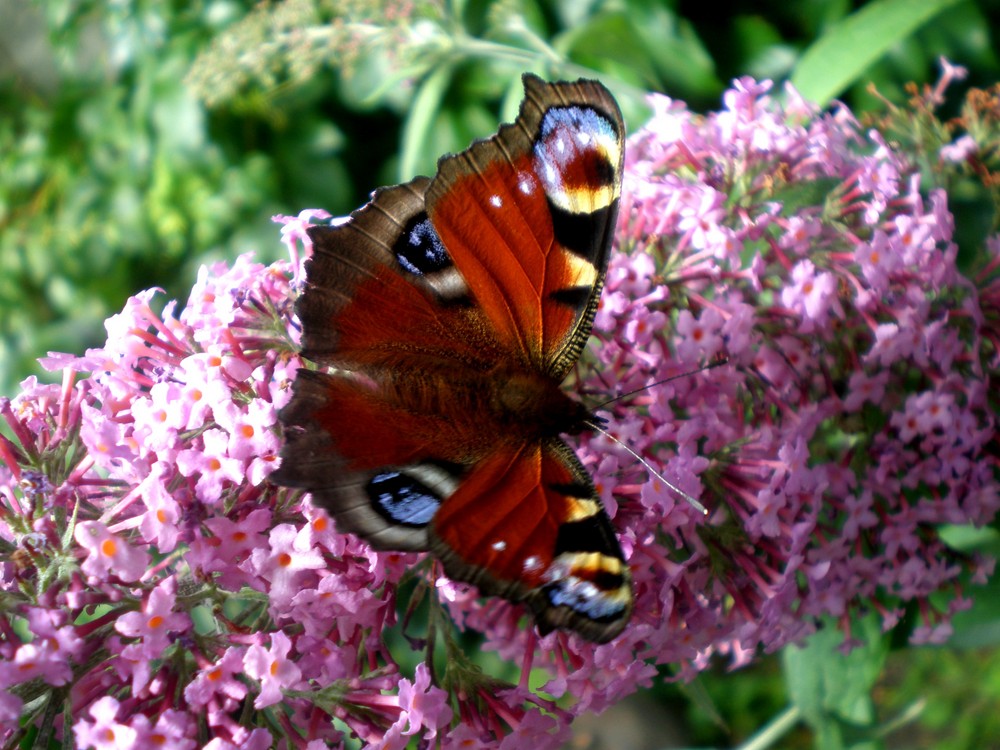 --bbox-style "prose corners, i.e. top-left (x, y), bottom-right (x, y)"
top-left (2, 2), bottom-right (1000, 746)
